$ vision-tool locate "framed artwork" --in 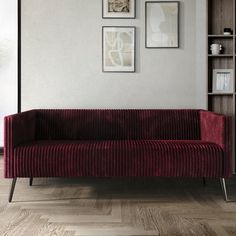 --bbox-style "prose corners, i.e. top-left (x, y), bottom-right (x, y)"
top-left (102, 26), bottom-right (136, 73)
top-left (145, 1), bottom-right (179, 48)
top-left (102, 0), bottom-right (136, 19)
top-left (212, 69), bottom-right (233, 93)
